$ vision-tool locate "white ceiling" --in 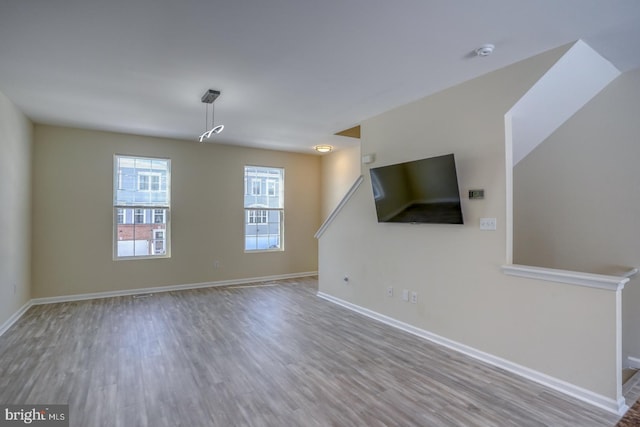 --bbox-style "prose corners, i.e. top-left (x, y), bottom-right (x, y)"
top-left (1, 0), bottom-right (639, 154)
